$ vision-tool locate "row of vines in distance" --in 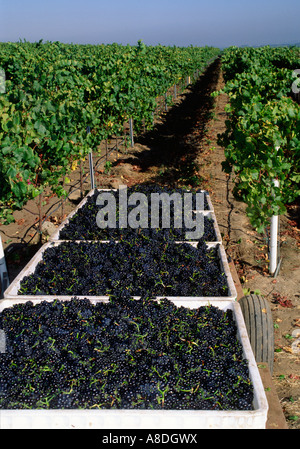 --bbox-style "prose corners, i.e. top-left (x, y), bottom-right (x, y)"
top-left (0, 40), bottom-right (220, 224)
